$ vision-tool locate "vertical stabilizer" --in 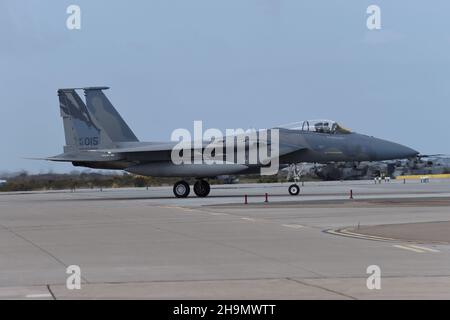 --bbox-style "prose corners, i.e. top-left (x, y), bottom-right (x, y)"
top-left (84, 87), bottom-right (139, 143)
top-left (58, 89), bottom-right (114, 152)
